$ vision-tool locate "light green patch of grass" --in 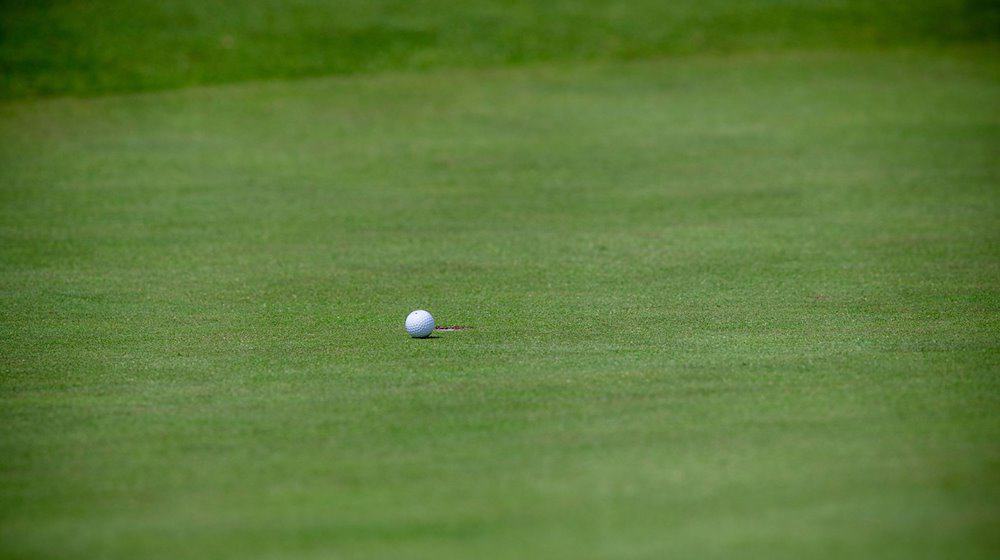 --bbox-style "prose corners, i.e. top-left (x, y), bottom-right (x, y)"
top-left (1, 48), bottom-right (998, 558)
